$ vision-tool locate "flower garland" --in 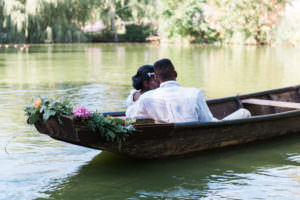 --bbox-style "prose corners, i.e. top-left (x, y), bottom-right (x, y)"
top-left (25, 97), bottom-right (135, 143)
top-left (73, 105), bottom-right (92, 119)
